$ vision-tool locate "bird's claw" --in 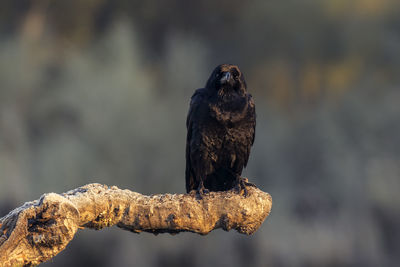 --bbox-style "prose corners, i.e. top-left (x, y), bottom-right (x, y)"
top-left (234, 183), bottom-right (248, 197)
top-left (189, 190), bottom-right (198, 197)
top-left (195, 186), bottom-right (209, 200)
top-left (234, 177), bottom-right (256, 197)
top-left (241, 177), bottom-right (257, 188)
